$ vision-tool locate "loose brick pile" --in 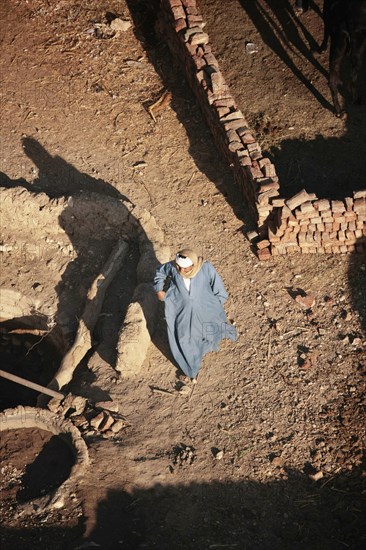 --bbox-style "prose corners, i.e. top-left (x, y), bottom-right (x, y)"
top-left (158, 0), bottom-right (366, 258)
top-left (257, 188), bottom-right (366, 259)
